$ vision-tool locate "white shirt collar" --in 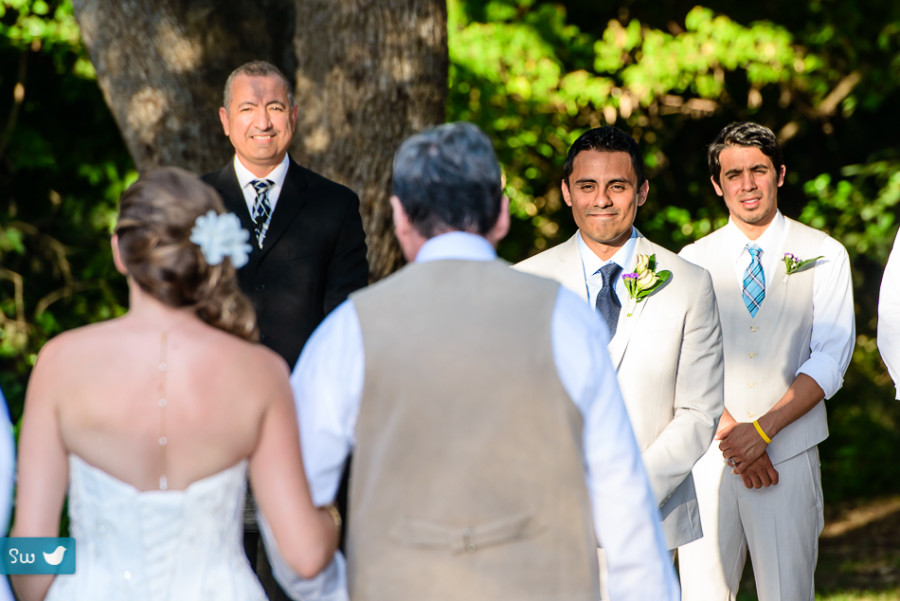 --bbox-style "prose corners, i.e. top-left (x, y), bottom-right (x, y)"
top-left (415, 232), bottom-right (497, 263)
top-left (575, 228), bottom-right (638, 277)
top-left (233, 154), bottom-right (290, 191)
top-left (724, 210), bottom-right (786, 263)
